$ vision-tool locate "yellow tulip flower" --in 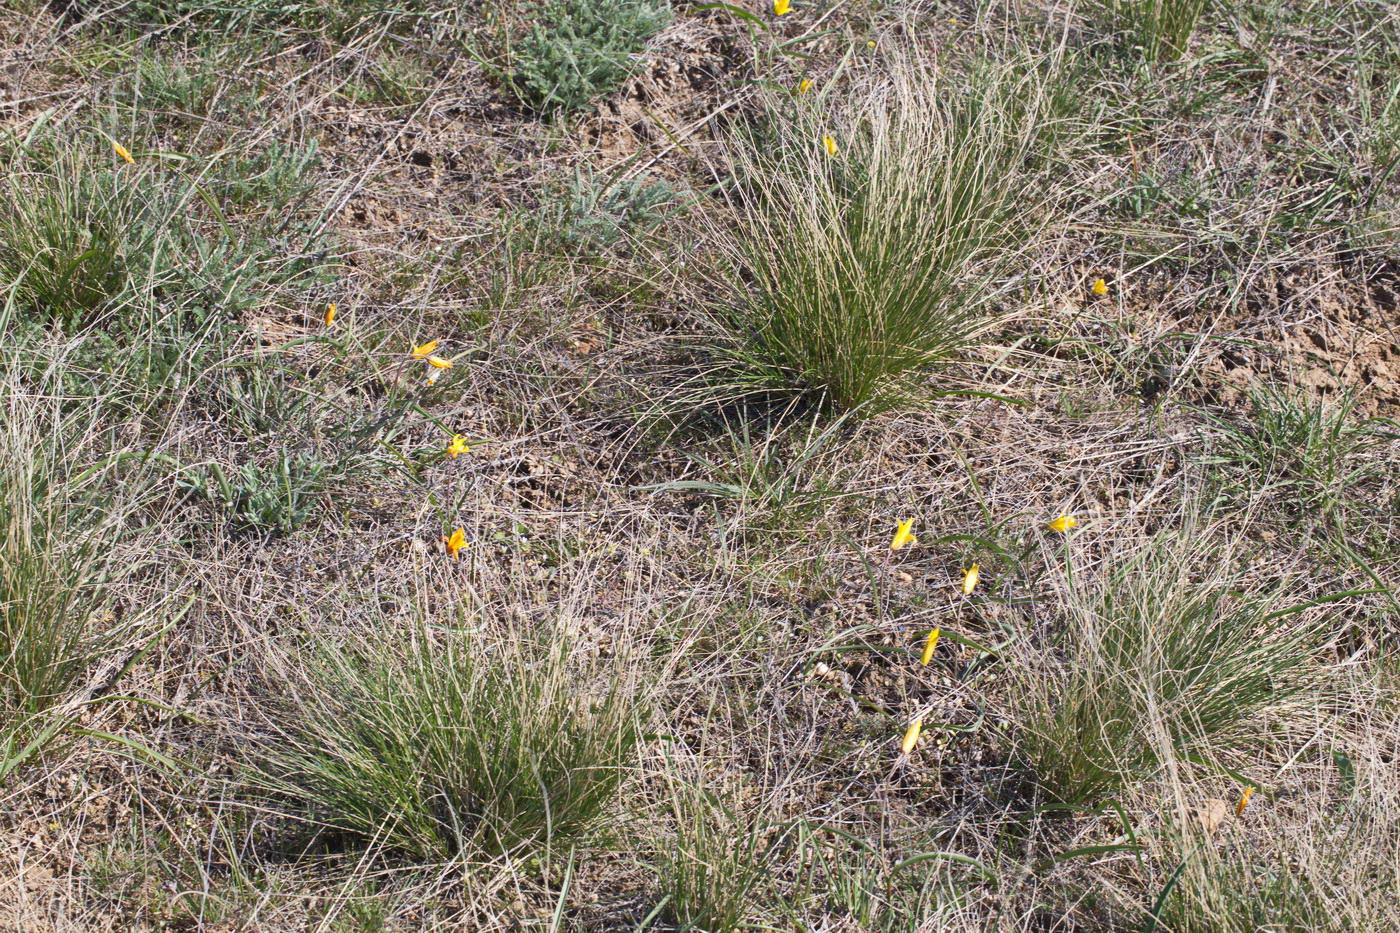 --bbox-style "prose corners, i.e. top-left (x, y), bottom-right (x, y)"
top-left (112, 141), bottom-right (135, 164)
top-left (774, 0), bottom-right (790, 13)
top-left (426, 355), bottom-right (454, 369)
top-left (443, 528), bottom-right (467, 559)
top-left (1092, 278), bottom-right (1109, 295)
top-left (823, 135), bottom-right (838, 156)
top-left (1048, 514), bottom-right (1078, 533)
top-left (900, 716), bottom-right (924, 754)
top-left (961, 564), bottom-right (979, 595)
top-left (411, 340), bottom-right (439, 359)
top-left (920, 628), bottom-right (941, 666)
top-left (324, 302), bottom-right (336, 327)
top-left (798, 78), bottom-right (812, 94)
top-left (446, 434), bottom-right (470, 459)
top-left (1236, 786), bottom-right (1255, 816)
top-left (890, 518), bottom-right (917, 550)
